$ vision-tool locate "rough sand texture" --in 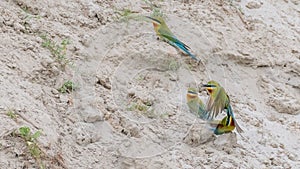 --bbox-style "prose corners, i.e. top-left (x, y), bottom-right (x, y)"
top-left (0, 0), bottom-right (299, 168)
